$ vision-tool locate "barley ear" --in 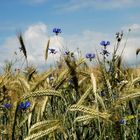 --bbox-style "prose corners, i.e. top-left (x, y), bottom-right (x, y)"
top-left (45, 39), bottom-right (50, 61)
